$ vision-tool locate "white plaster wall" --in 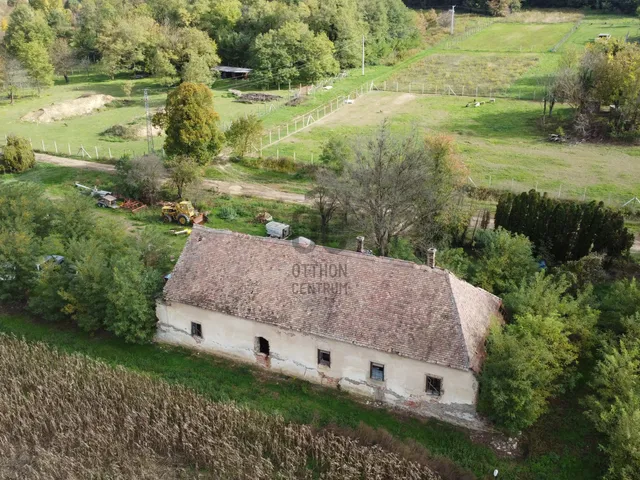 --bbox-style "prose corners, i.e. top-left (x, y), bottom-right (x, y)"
top-left (156, 301), bottom-right (482, 426)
